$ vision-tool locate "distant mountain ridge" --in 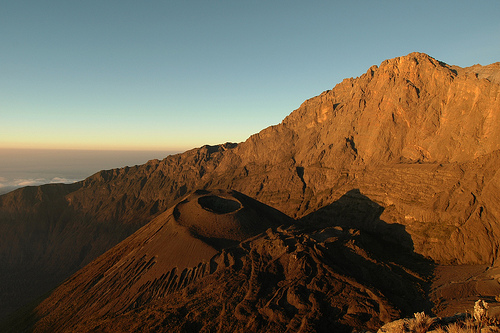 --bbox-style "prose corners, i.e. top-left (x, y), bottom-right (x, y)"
top-left (1, 52), bottom-right (500, 329)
